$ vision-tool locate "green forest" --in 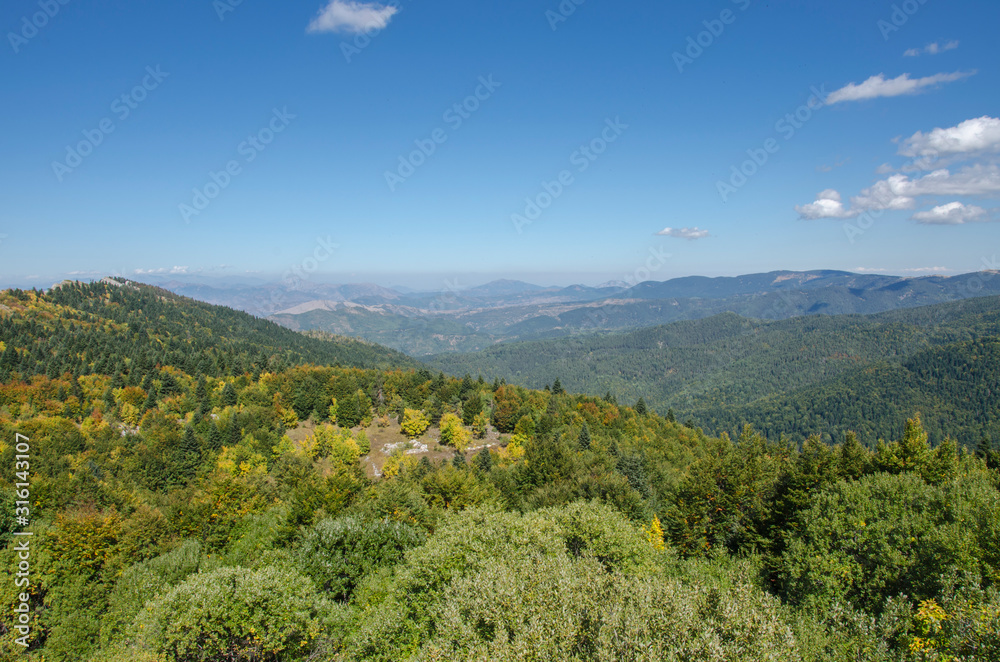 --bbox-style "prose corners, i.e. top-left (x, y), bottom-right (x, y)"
top-left (428, 296), bottom-right (1000, 447)
top-left (1, 281), bottom-right (999, 661)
